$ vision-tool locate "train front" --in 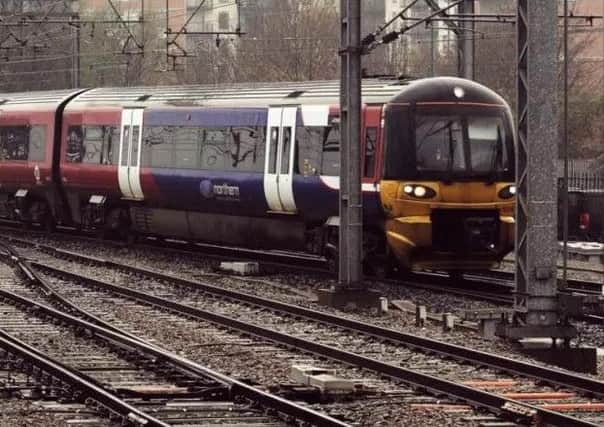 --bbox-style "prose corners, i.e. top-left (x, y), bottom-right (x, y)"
top-left (380, 77), bottom-right (515, 271)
